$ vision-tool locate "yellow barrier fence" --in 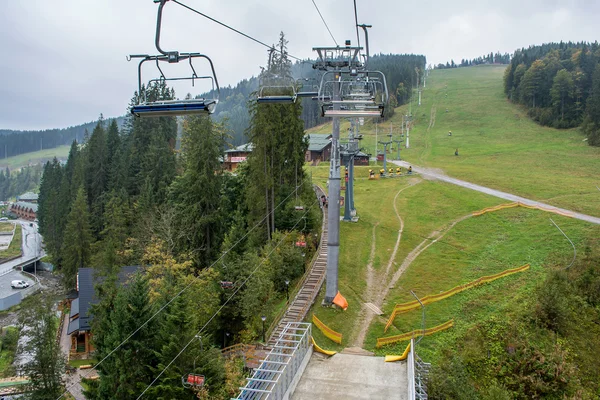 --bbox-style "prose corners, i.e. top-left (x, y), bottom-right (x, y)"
top-left (312, 315), bottom-right (343, 344)
top-left (311, 336), bottom-right (337, 356)
top-left (377, 320), bottom-right (454, 348)
top-left (384, 342), bottom-right (411, 362)
top-left (472, 202), bottom-right (574, 218)
top-left (384, 264), bottom-right (530, 332)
